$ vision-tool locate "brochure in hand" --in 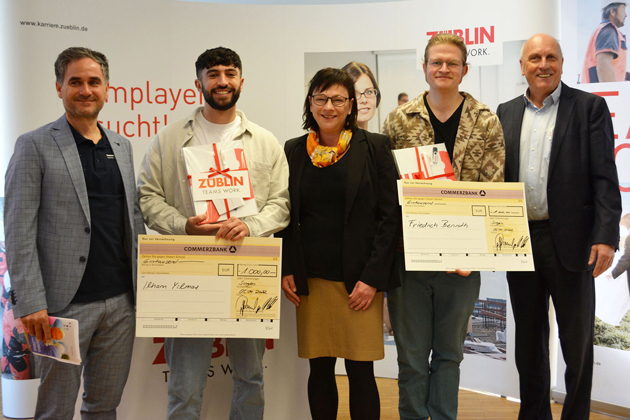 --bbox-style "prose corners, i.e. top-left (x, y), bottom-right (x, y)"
top-left (25, 316), bottom-right (81, 365)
